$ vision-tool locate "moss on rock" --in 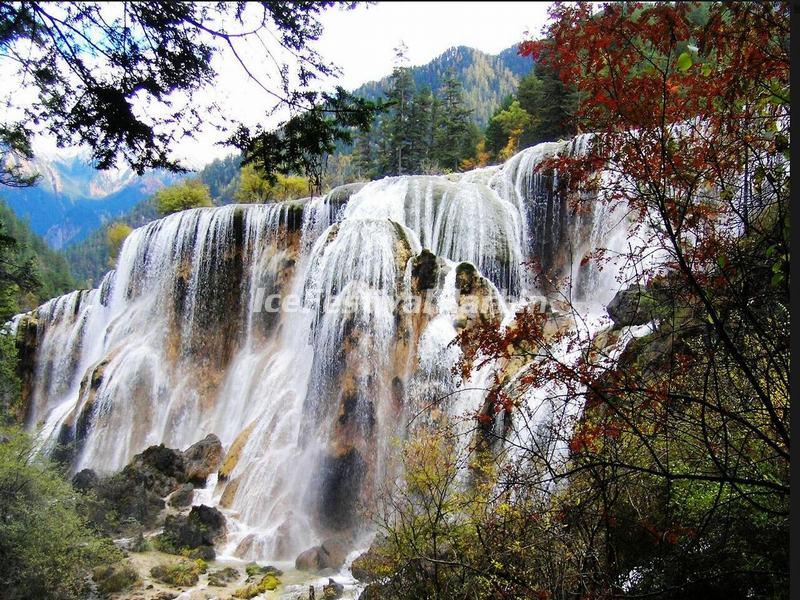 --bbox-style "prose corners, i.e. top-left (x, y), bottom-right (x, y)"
top-left (232, 573), bottom-right (281, 598)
